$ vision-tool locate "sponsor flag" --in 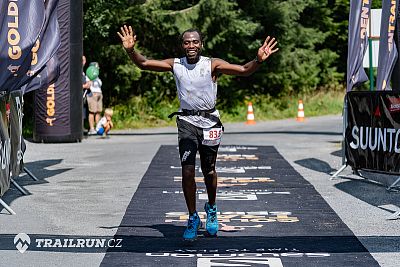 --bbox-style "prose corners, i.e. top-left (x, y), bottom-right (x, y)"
top-left (391, 3), bottom-right (400, 91)
top-left (14, 0), bottom-right (61, 92)
top-left (22, 55), bottom-right (60, 94)
top-left (376, 0), bottom-right (400, 90)
top-left (21, 0), bottom-right (61, 94)
top-left (0, 1), bottom-right (7, 26)
top-left (0, 0), bottom-right (46, 91)
top-left (347, 0), bottom-right (372, 91)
